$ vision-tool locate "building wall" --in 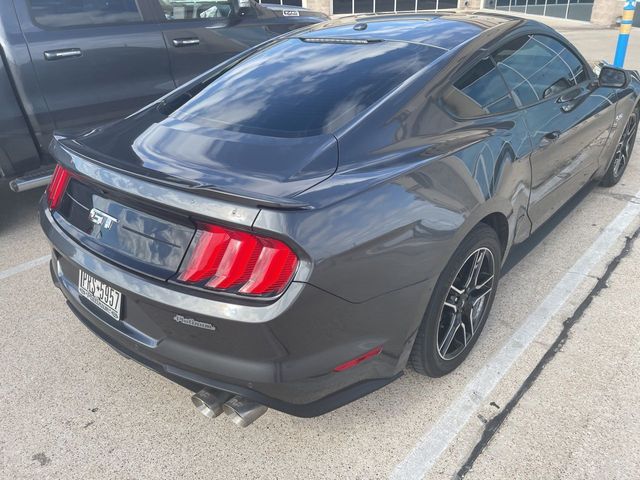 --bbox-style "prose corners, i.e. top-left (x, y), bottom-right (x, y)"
top-left (590, 0), bottom-right (626, 26)
top-left (304, 0), bottom-right (469, 16)
top-left (305, 0), bottom-right (624, 26)
top-left (305, 0), bottom-right (332, 15)
top-left (463, 0), bottom-right (483, 8)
